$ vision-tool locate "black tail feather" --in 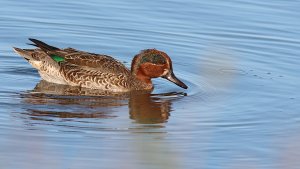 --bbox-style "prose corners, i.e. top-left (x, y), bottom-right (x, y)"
top-left (28, 38), bottom-right (59, 51)
top-left (26, 43), bottom-right (38, 47)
